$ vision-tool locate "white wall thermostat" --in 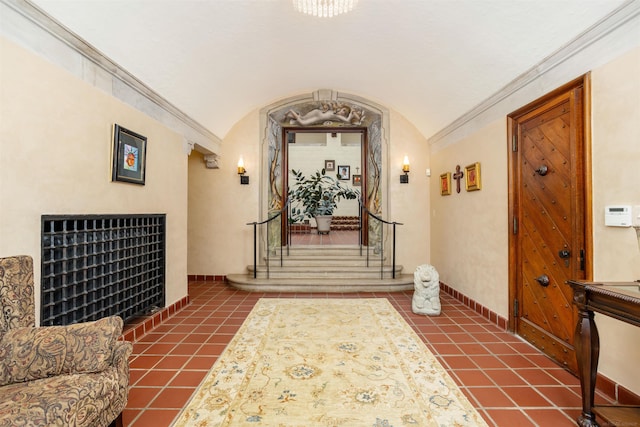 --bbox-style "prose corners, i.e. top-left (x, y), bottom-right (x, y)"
top-left (604, 205), bottom-right (632, 227)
